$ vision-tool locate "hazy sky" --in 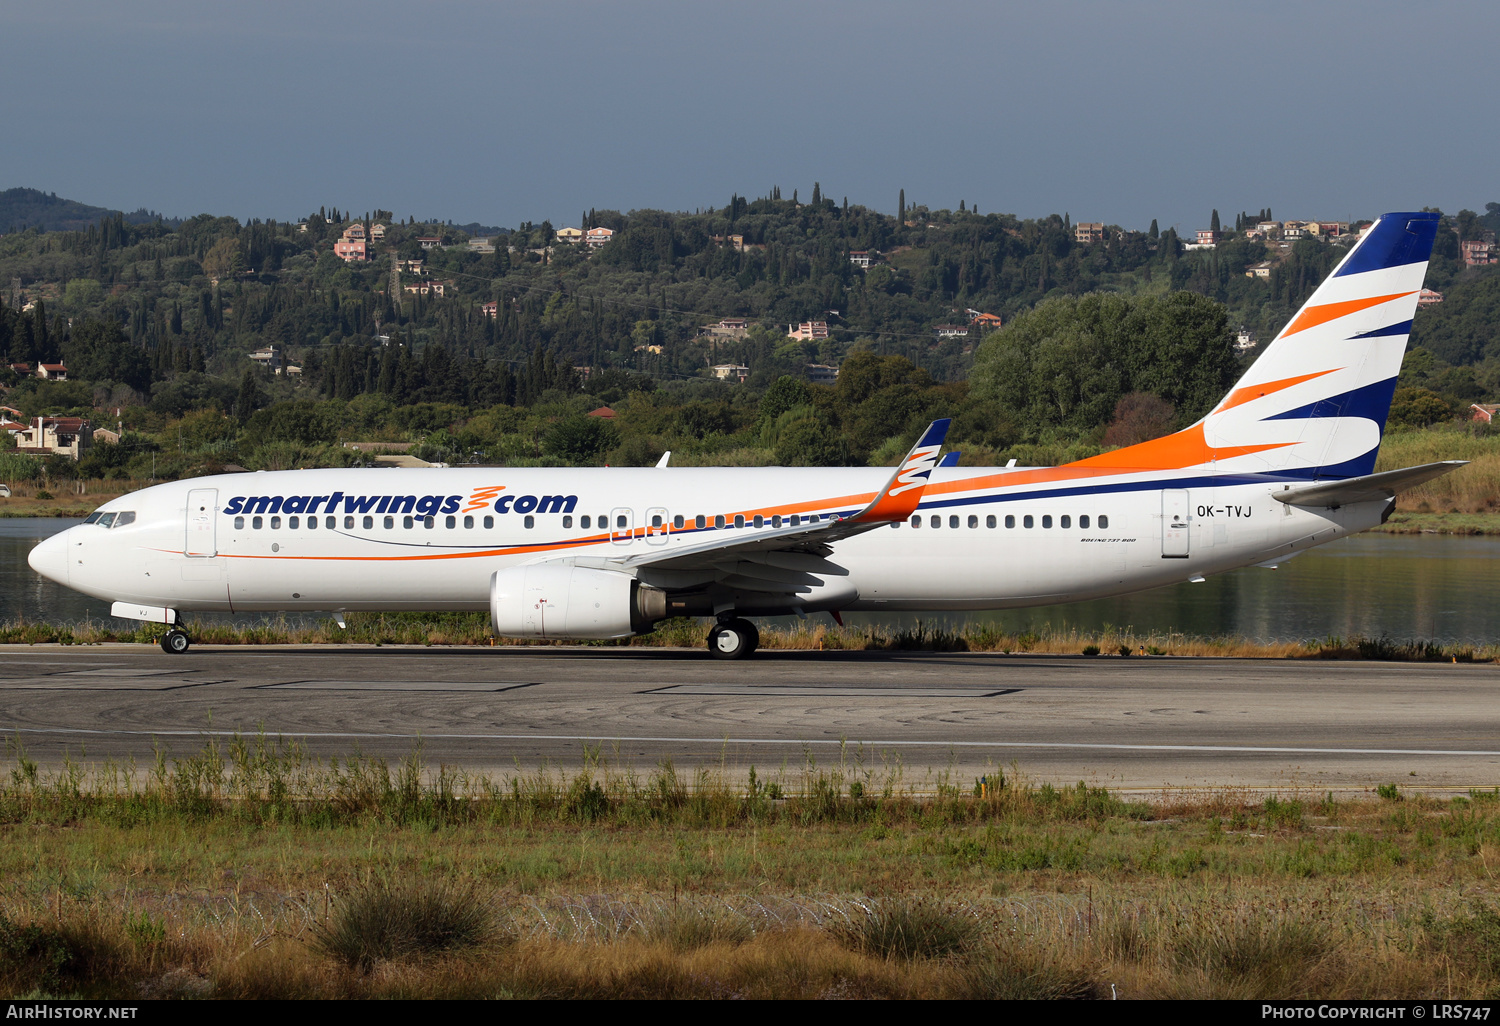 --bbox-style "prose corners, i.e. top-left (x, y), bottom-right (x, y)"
top-left (3, 0), bottom-right (1496, 232)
